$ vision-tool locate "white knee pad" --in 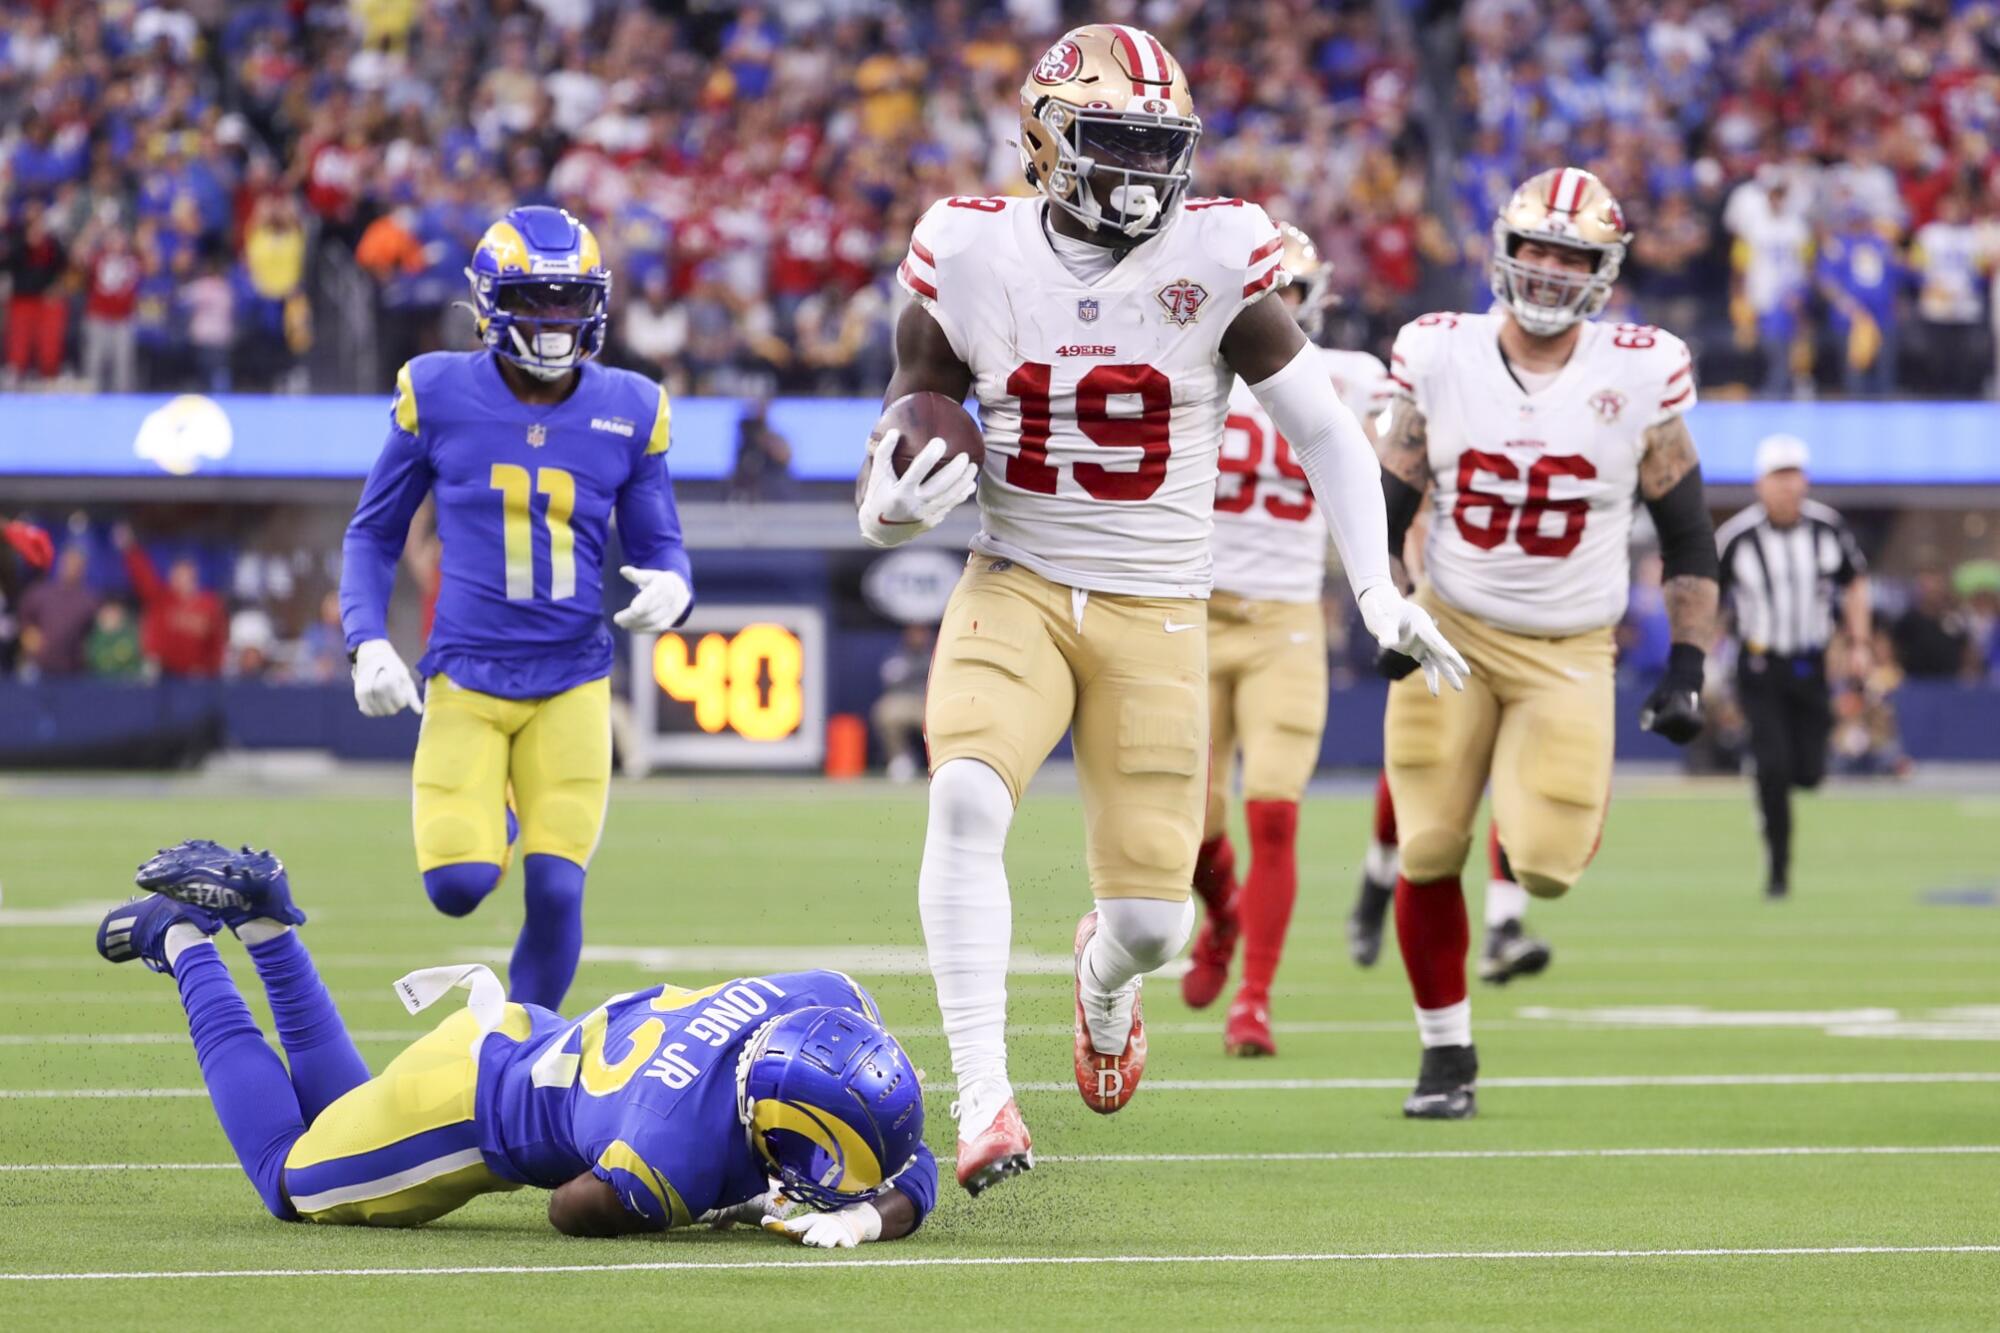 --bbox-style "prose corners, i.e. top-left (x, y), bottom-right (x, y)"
top-left (923, 758), bottom-right (1014, 856)
top-left (1093, 896), bottom-right (1196, 975)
